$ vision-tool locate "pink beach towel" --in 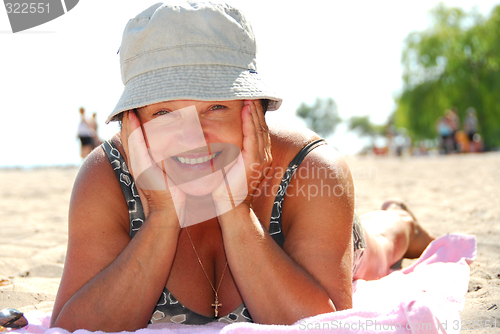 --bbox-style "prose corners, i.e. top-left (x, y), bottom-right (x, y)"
top-left (14, 234), bottom-right (476, 334)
